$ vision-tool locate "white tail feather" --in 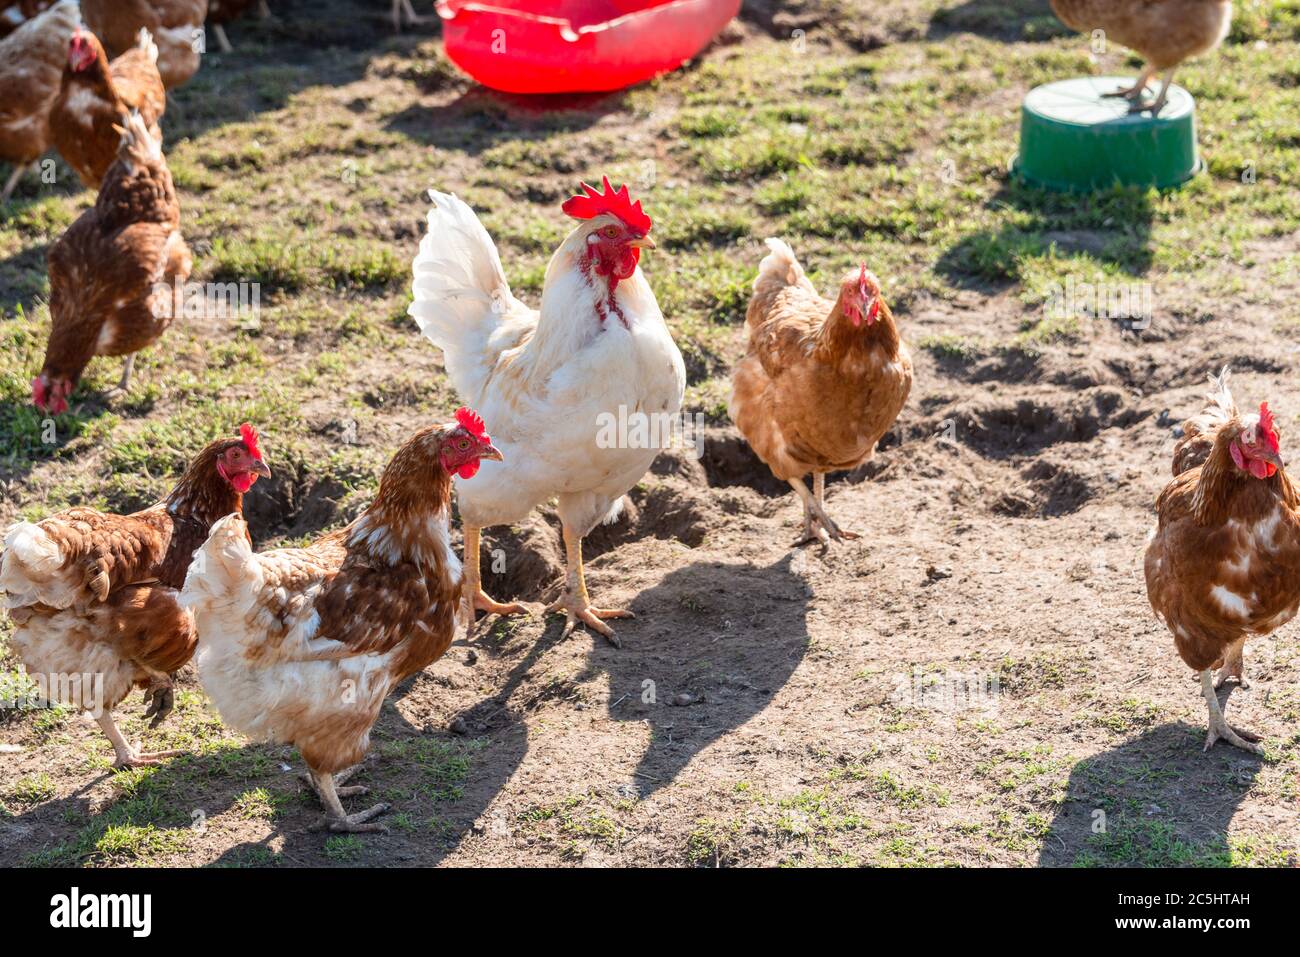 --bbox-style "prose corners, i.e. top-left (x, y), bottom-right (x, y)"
top-left (408, 190), bottom-right (517, 400)
top-left (0, 522), bottom-right (76, 609)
